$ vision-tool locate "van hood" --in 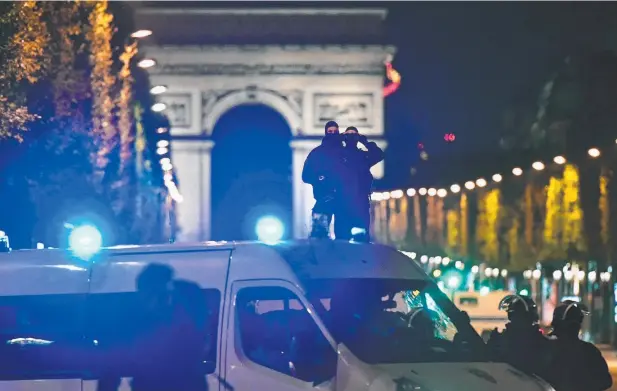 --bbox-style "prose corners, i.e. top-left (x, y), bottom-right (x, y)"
top-left (372, 362), bottom-right (554, 391)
